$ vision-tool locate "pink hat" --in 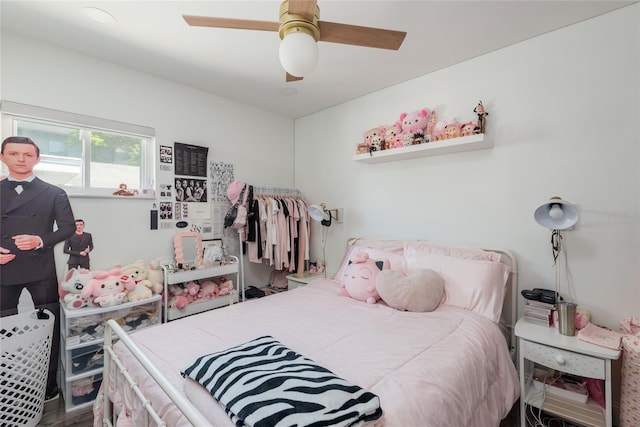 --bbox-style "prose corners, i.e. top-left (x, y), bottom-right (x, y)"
top-left (226, 180), bottom-right (245, 204)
